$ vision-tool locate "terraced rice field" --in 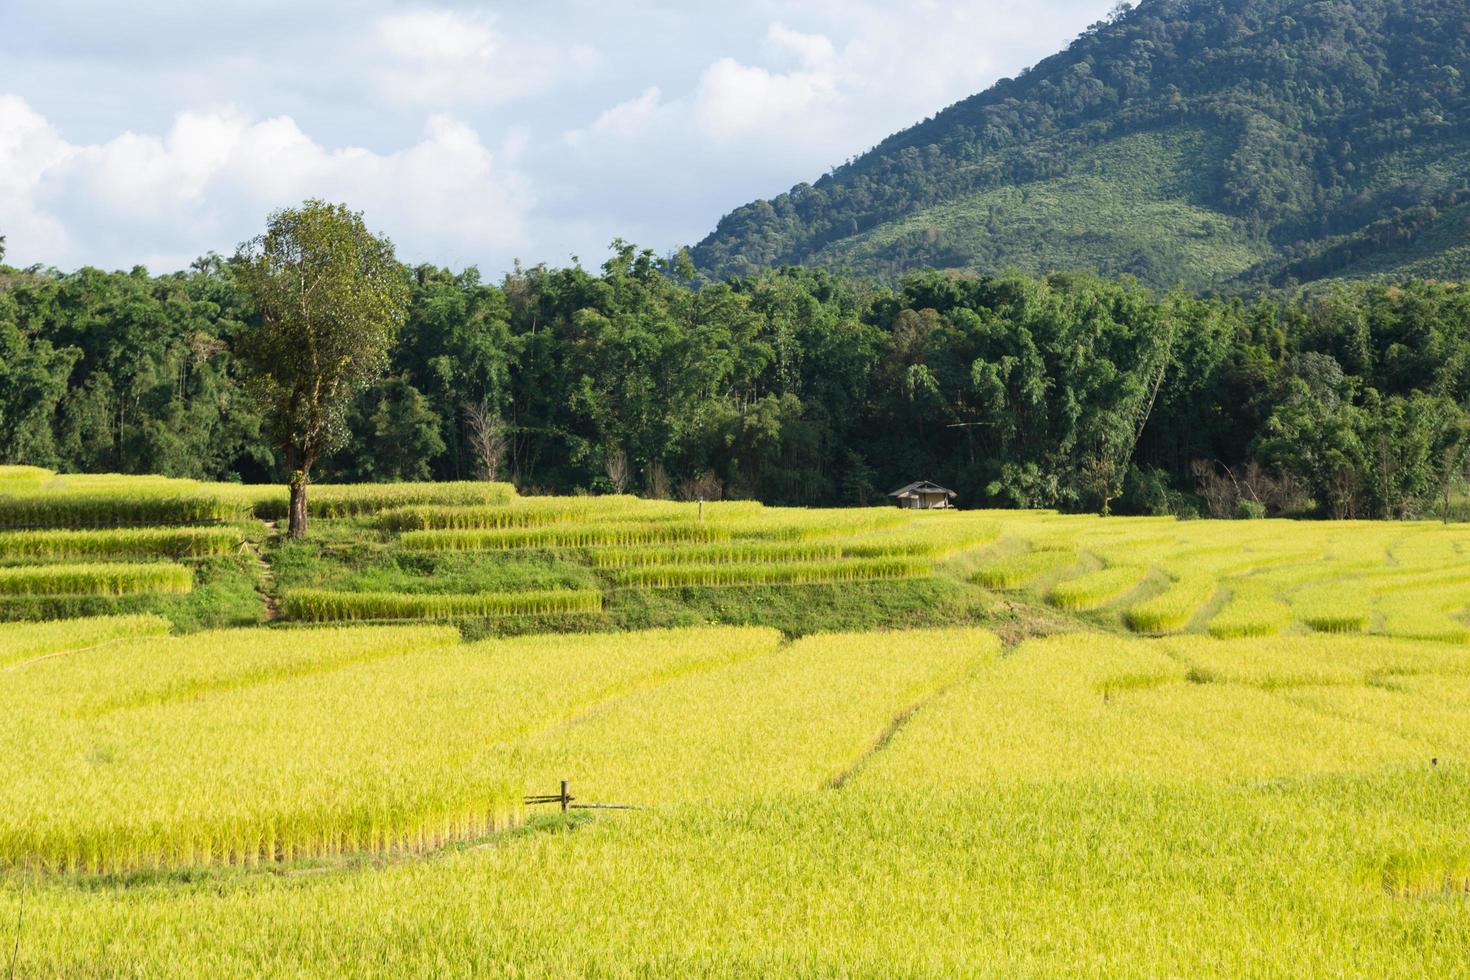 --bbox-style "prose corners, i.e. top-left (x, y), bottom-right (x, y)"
top-left (970, 511), bottom-right (1470, 640)
top-left (2, 469), bottom-right (1470, 974)
top-left (2, 618), bottom-right (1468, 973)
